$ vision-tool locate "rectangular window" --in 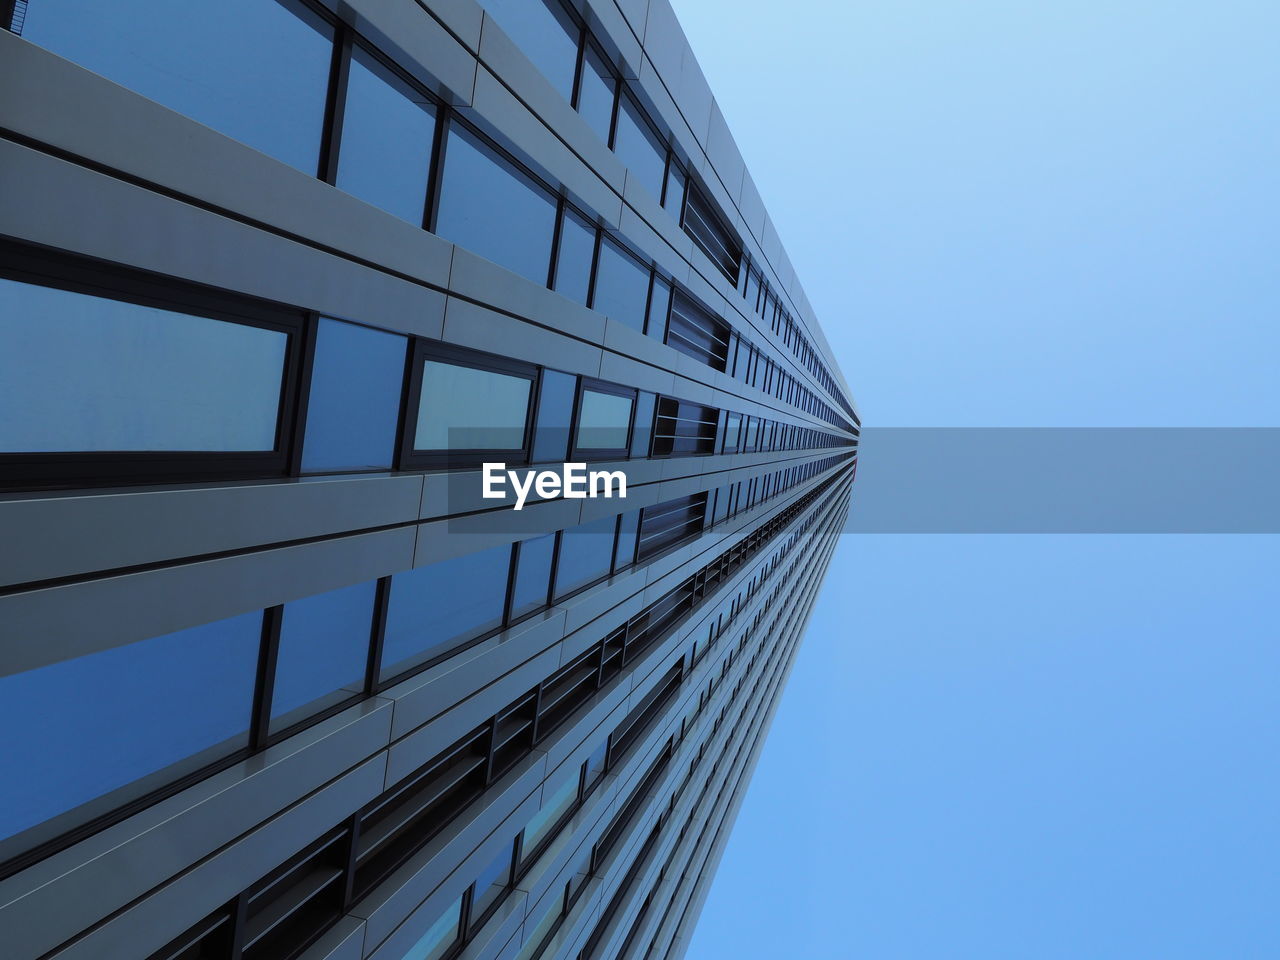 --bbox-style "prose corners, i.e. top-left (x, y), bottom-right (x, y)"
top-left (269, 581), bottom-right (376, 735)
top-left (636, 493), bottom-right (708, 561)
top-left (722, 412), bottom-right (742, 454)
top-left (552, 207), bottom-right (596, 306)
top-left (629, 392), bottom-right (656, 457)
top-left (380, 544), bottom-right (512, 681)
top-left (682, 184), bottom-right (742, 284)
top-left (336, 45), bottom-right (437, 224)
top-left (15, 0), bottom-right (334, 175)
top-left (402, 344), bottom-right (535, 468)
top-left (663, 161), bottom-right (688, 218)
top-left (645, 274), bottom-right (672, 340)
top-left (665, 292), bottom-right (730, 371)
top-left (576, 44), bottom-right (617, 143)
top-left (469, 842), bottom-right (515, 931)
top-left (553, 514), bottom-right (618, 600)
top-left (651, 397), bottom-right (719, 457)
top-left (590, 236), bottom-right (650, 333)
top-left (519, 774), bottom-right (577, 867)
top-left (573, 382), bottom-right (634, 458)
top-left (612, 94), bottom-right (667, 200)
top-left (530, 368), bottom-right (577, 464)
top-left (402, 894), bottom-right (464, 960)
top-left (0, 249), bottom-right (303, 487)
top-left (477, 0), bottom-right (579, 101)
top-left (0, 612), bottom-right (262, 868)
top-left (508, 533), bottom-right (555, 623)
top-left (613, 510), bottom-right (641, 572)
top-left (302, 318), bottom-right (406, 473)
top-left (435, 122), bottom-right (557, 285)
